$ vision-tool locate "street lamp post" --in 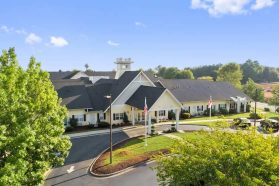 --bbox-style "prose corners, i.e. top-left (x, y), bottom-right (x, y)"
top-left (254, 89), bottom-right (258, 127)
top-left (104, 95), bottom-right (112, 164)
